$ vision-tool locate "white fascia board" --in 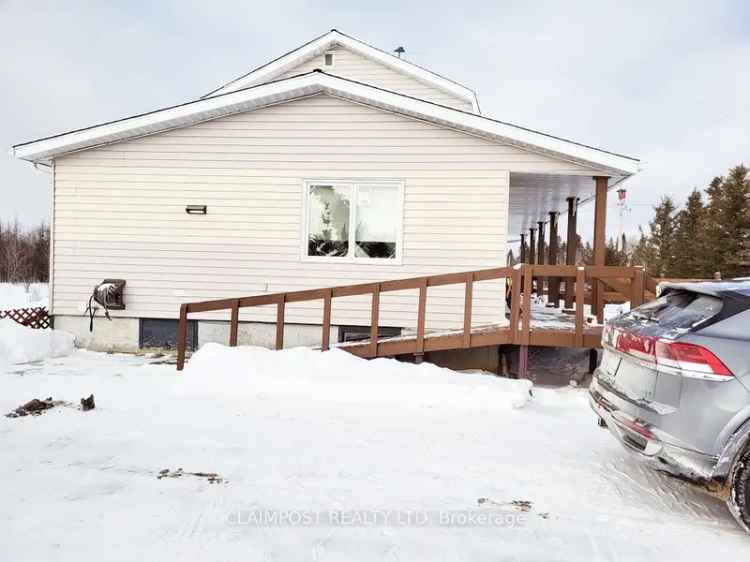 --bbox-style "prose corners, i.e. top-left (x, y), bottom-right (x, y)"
top-left (11, 74), bottom-right (324, 162)
top-left (205, 34), bottom-right (333, 97)
top-left (208, 31), bottom-right (480, 112)
top-left (333, 33), bottom-right (480, 112)
top-left (12, 72), bottom-right (639, 175)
